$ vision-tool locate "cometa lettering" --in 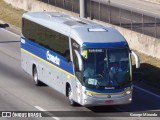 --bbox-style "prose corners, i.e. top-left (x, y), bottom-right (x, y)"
top-left (46, 51), bottom-right (60, 65)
